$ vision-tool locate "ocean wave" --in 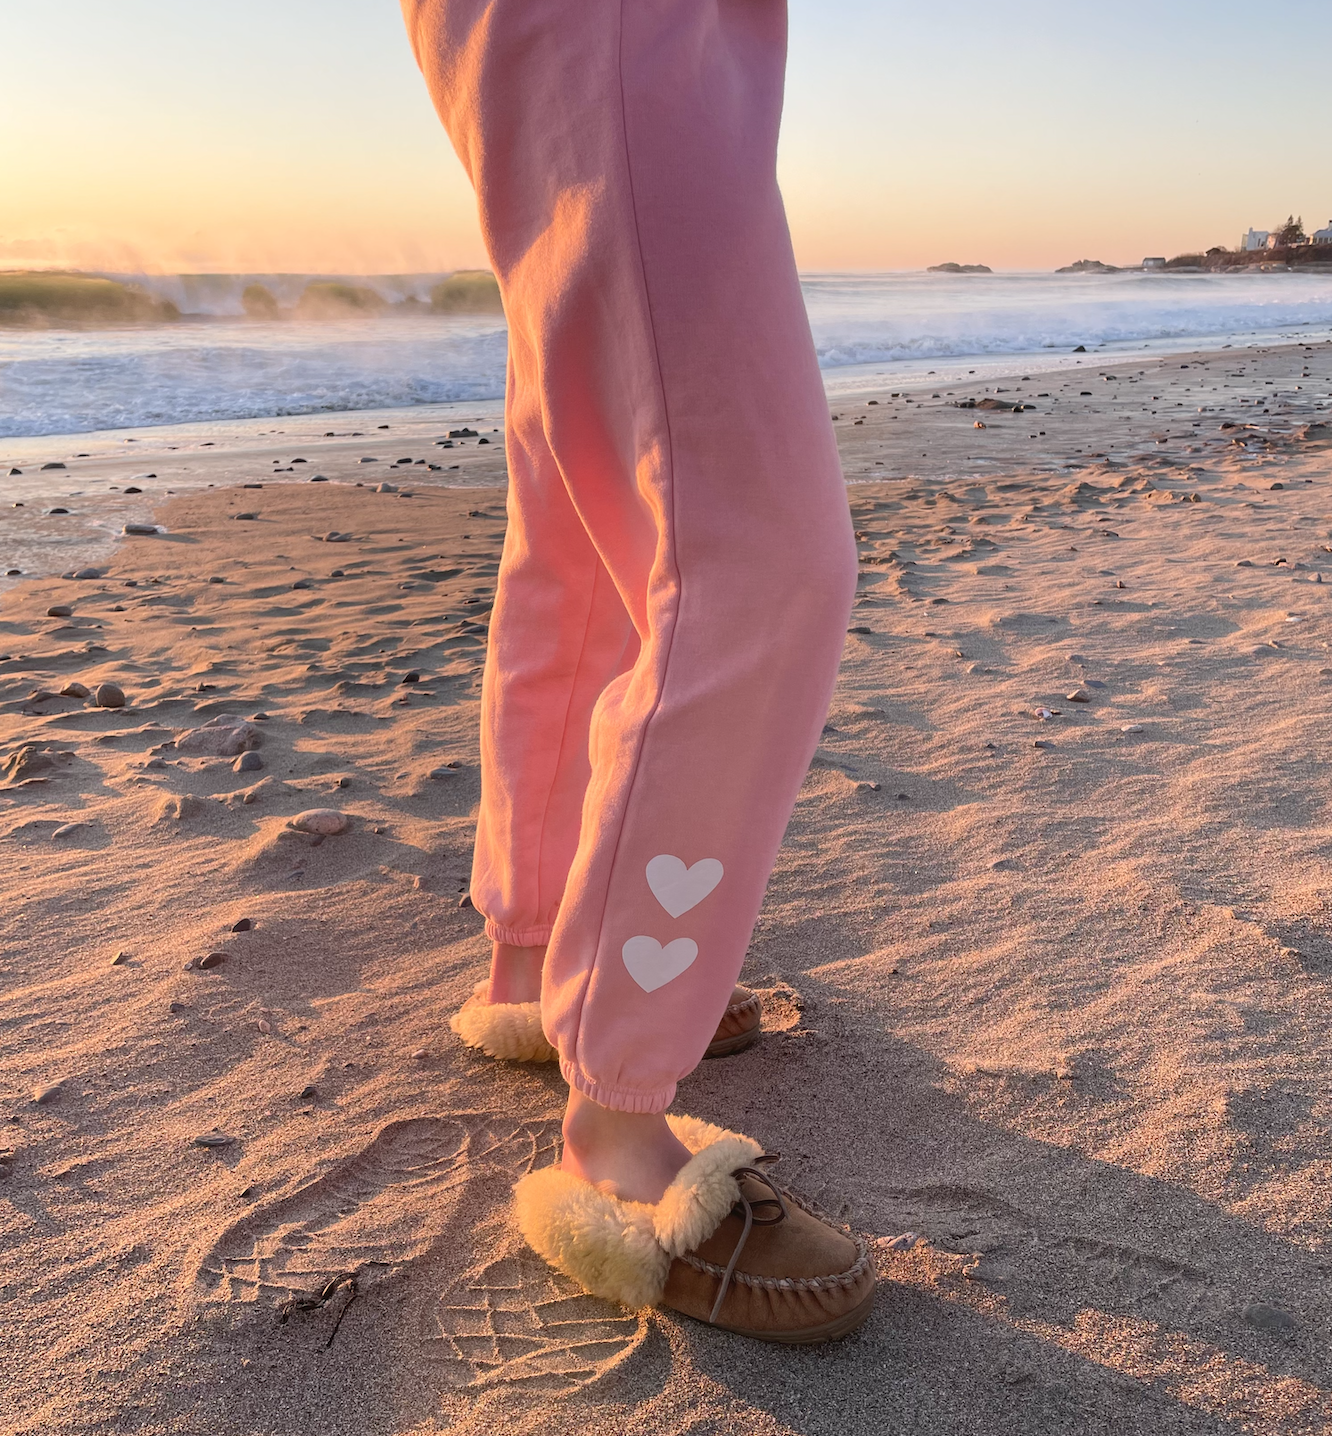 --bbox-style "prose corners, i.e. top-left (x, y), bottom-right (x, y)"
top-left (4, 270), bottom-right (1332, 438)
